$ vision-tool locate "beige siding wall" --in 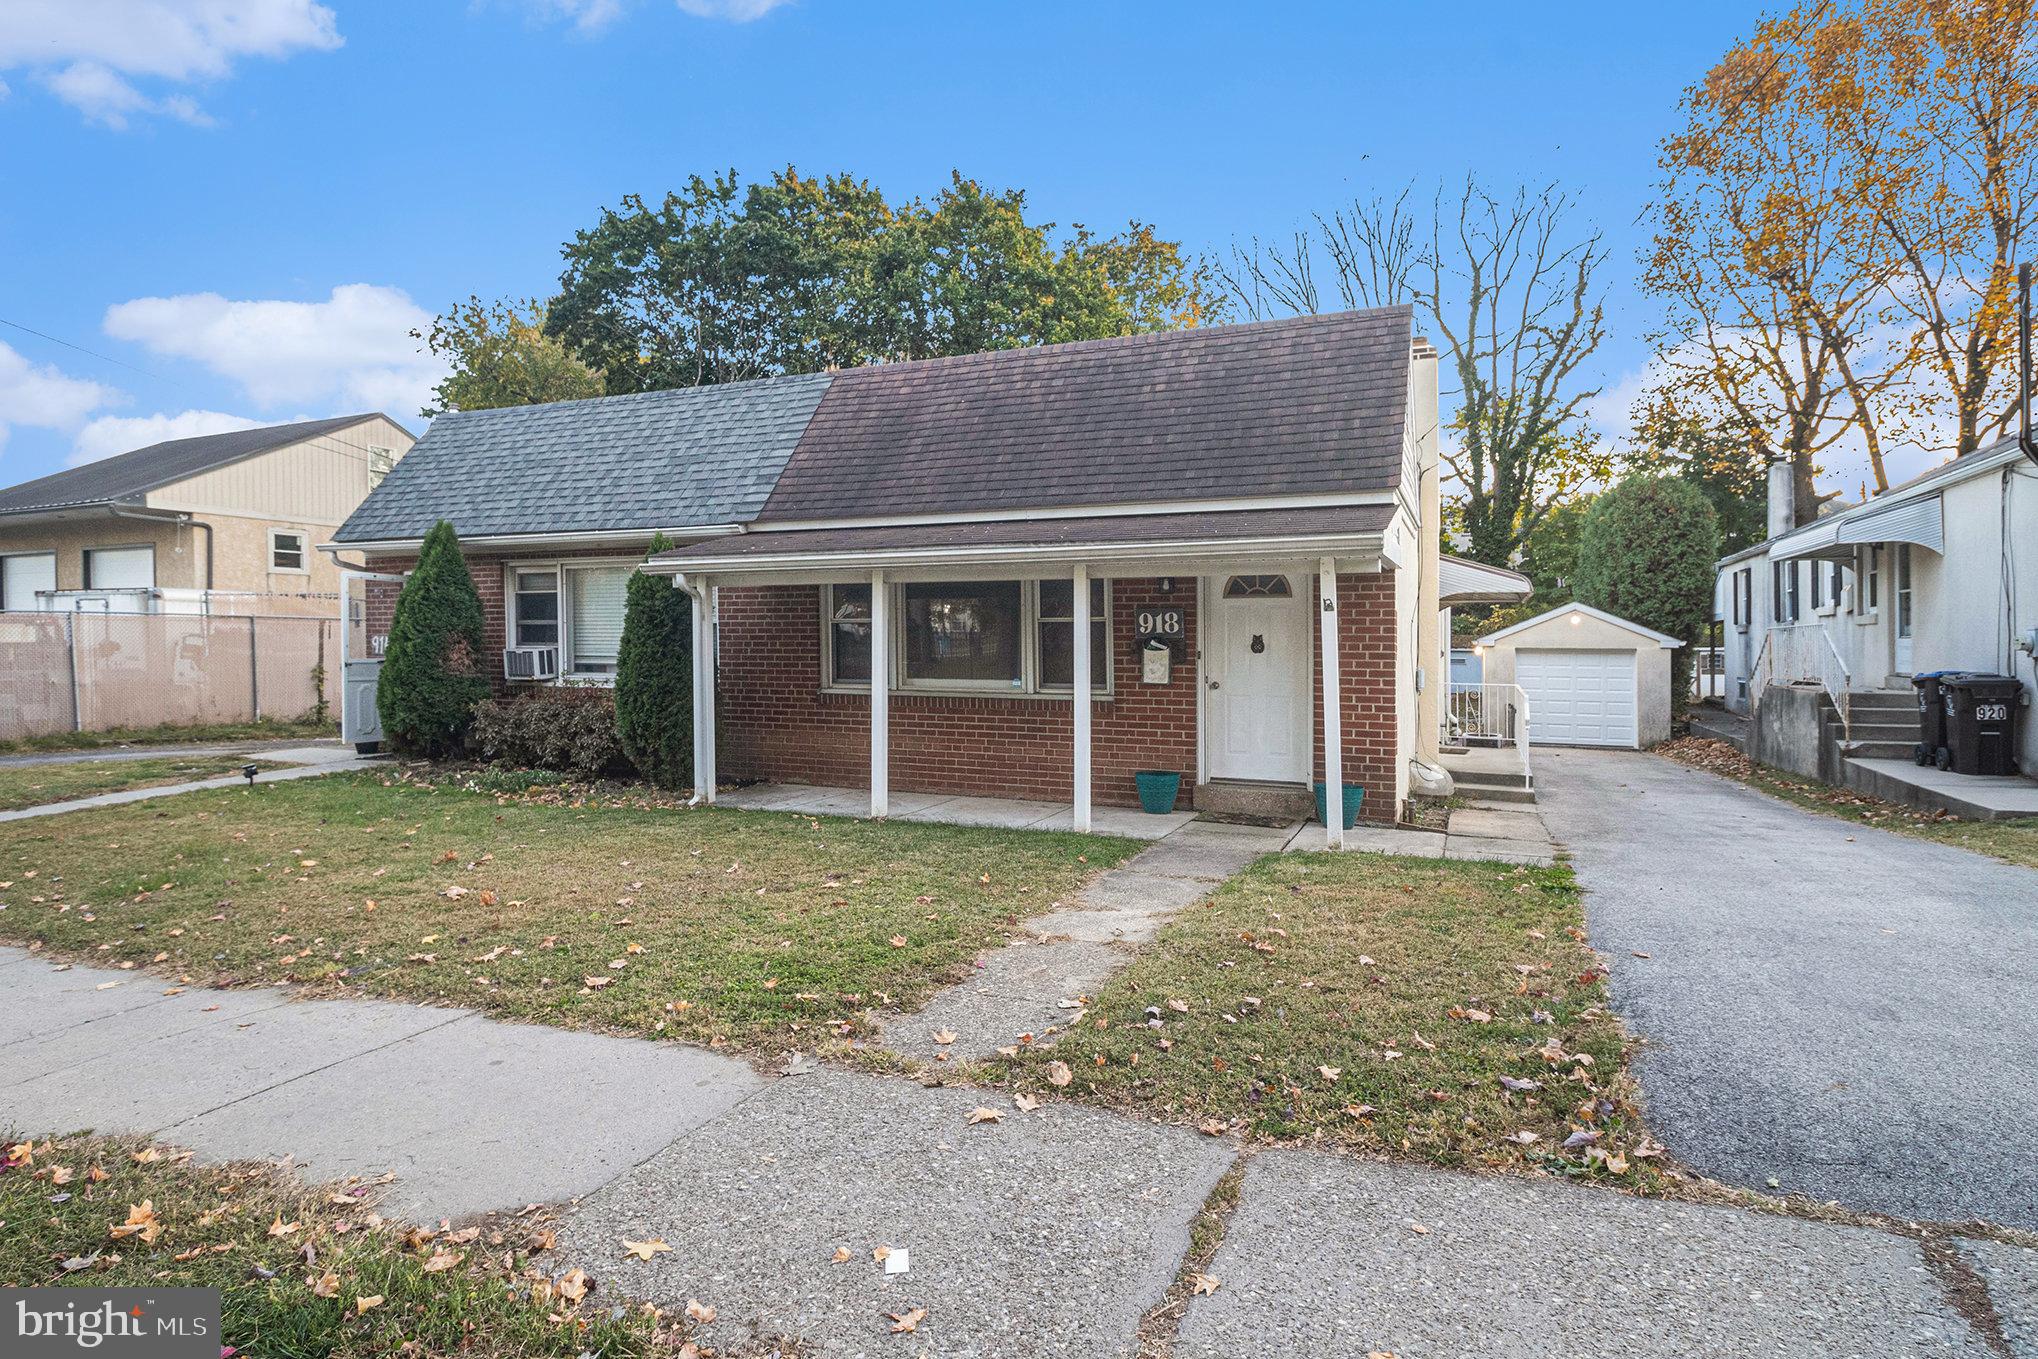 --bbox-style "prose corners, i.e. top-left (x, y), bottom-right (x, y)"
top-left (148, 415), bottom-right (414, 525)
top-left (0, 517), bottom-right (198, 590)
top-left (0, 416), bottom-right (414, 606)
